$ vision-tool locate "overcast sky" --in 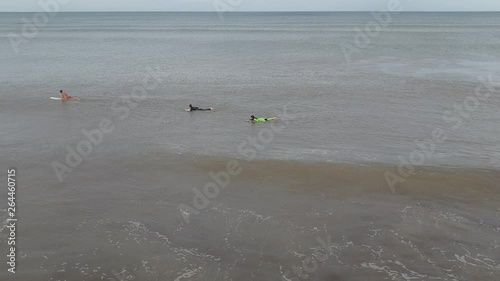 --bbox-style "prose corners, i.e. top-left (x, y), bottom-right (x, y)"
top-left (1, 0), bottom-right (500, 12)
